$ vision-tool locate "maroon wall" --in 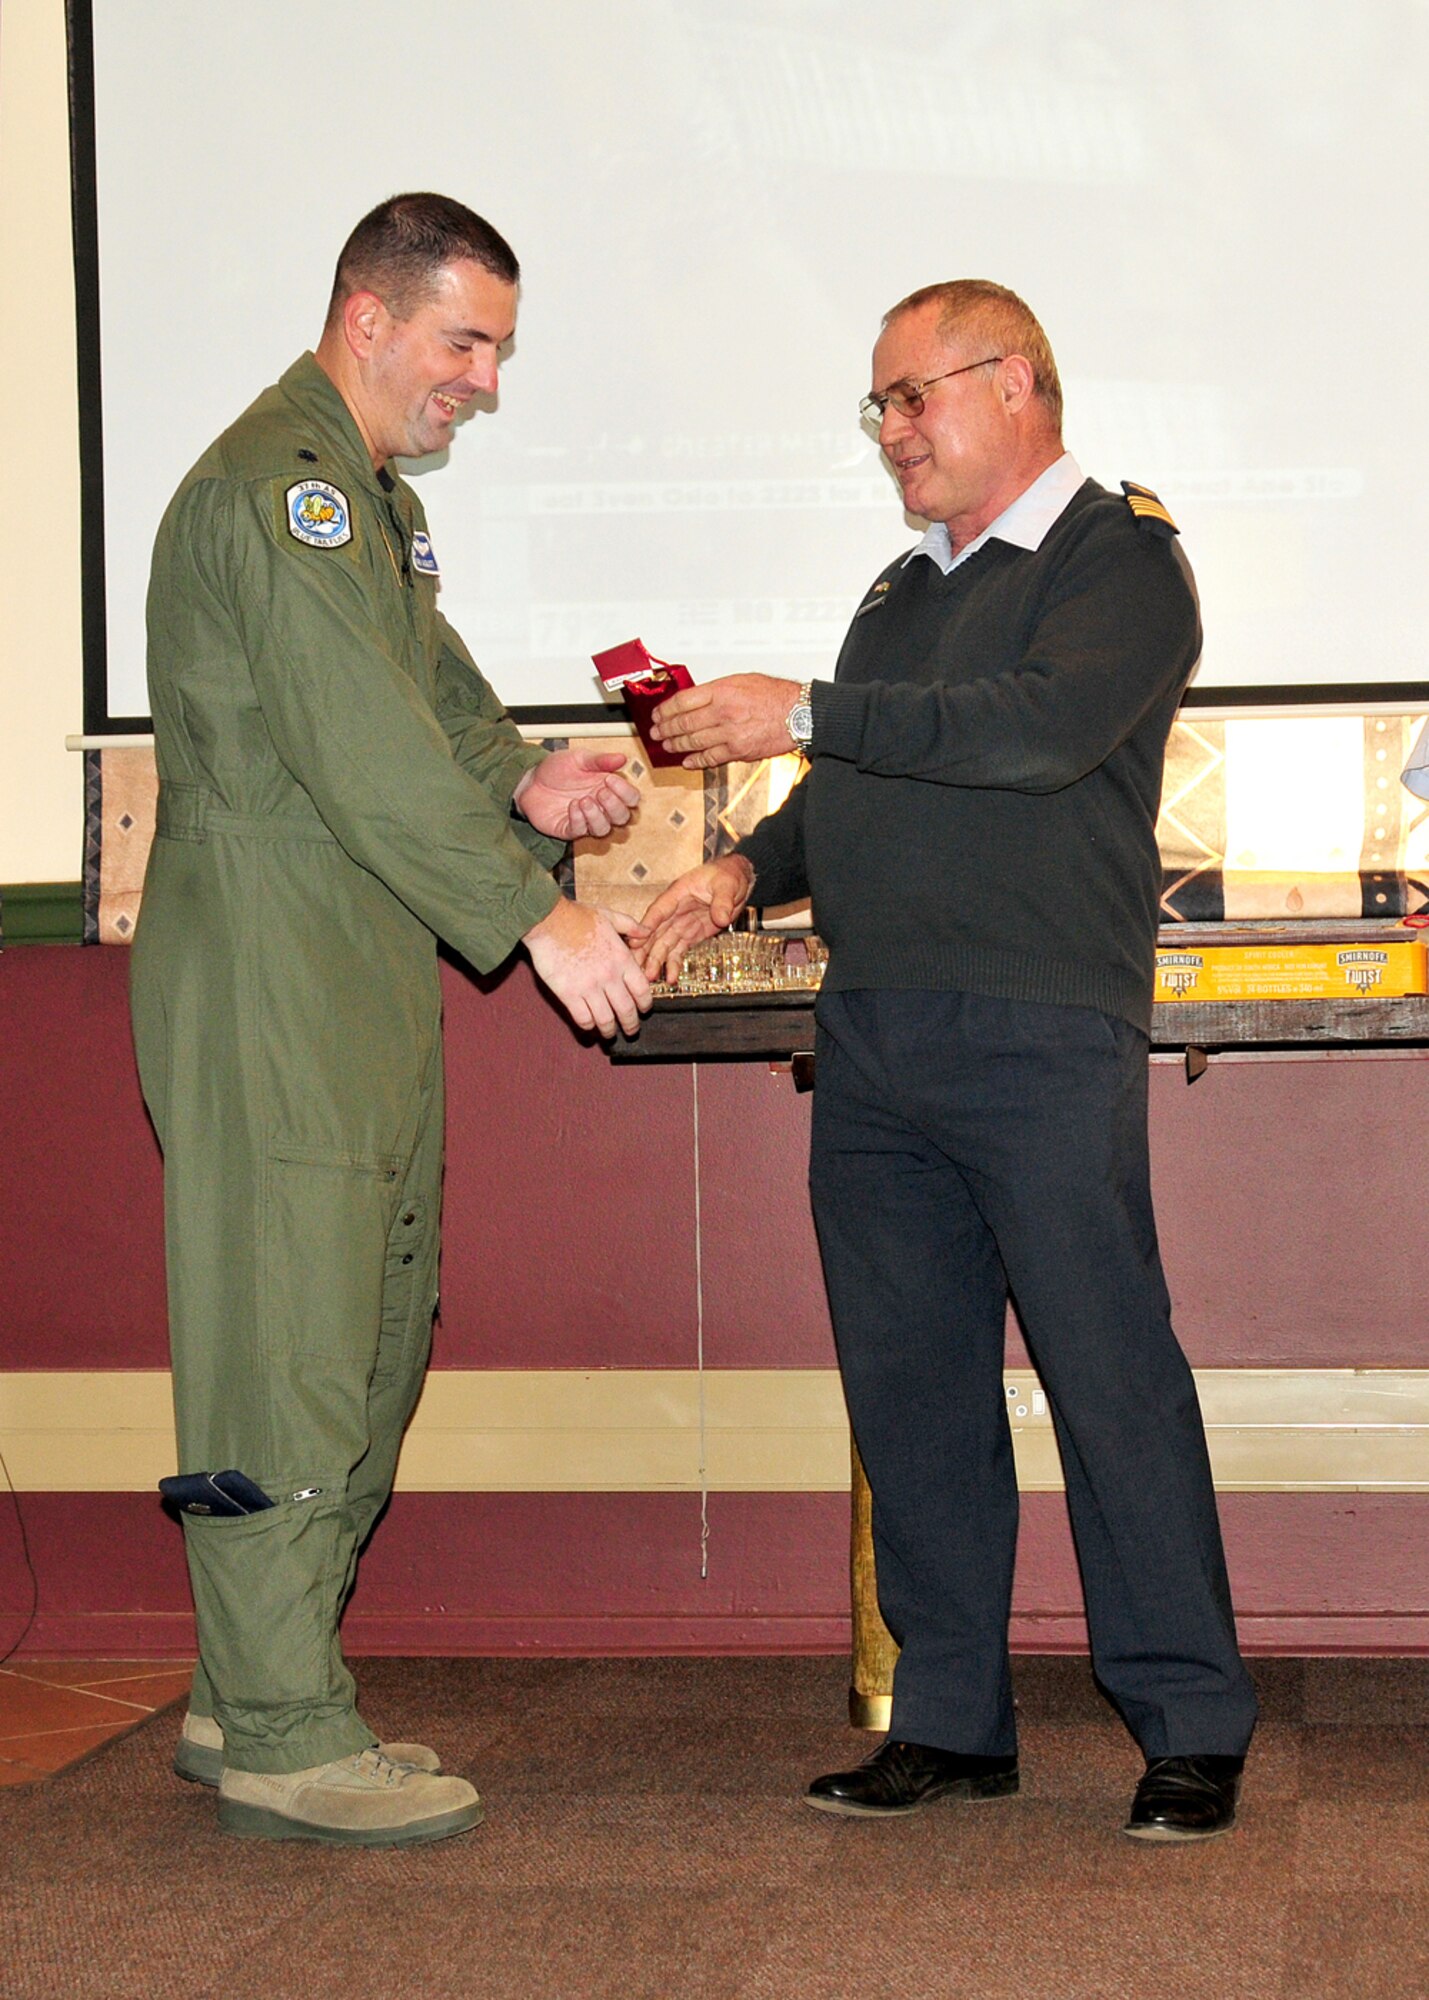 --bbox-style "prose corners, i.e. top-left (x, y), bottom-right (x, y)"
top-left (4, 943), bottom-right (1428, 1656)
